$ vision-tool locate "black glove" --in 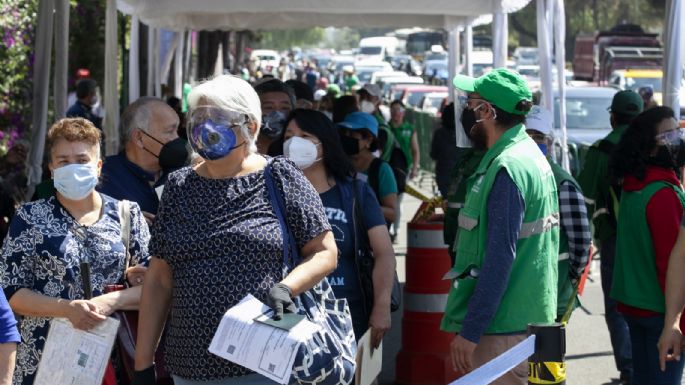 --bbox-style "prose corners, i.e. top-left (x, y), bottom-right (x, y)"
top-left (266, 283), bottom-right (297, 320)
top-left (131, 365), bottom-right (156, 385)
